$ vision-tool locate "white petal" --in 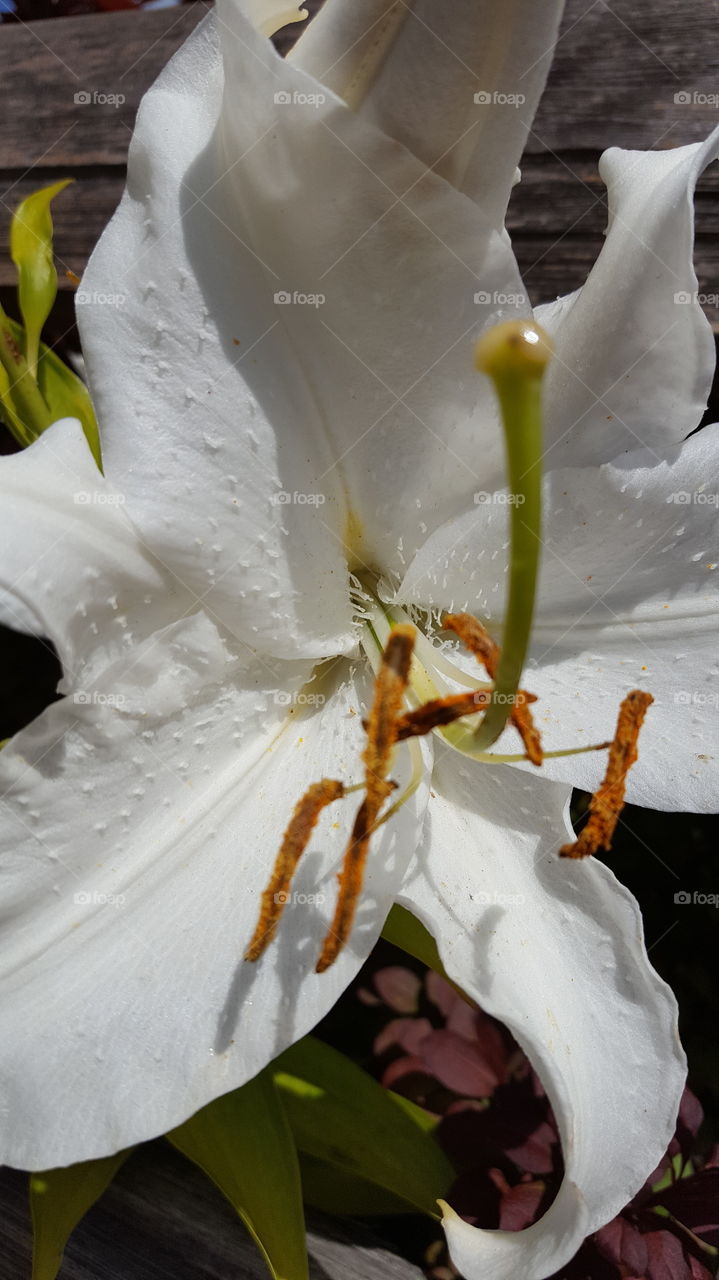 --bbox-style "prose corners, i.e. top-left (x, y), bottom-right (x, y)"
top-left (238, 0), bottom-right (307, 37)
top-left (399, 757), bottom-right (684, 1280)
top-left (0, 419), bottom-right (179, 689)
top-left (537, 128), bottom-right (719, 467)
top-left (289, 0), bottom-right (564, 225)
top-left (518, 425), bottom-right (719, 811)
top-left (397, 425), bottom-right (719, 811)
top-left (78, 9), bottom-right (354, 662)
top-left (0, 613), bottom-right (429, 1168)
top-left (78, 0), bottom-right (529, 604)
